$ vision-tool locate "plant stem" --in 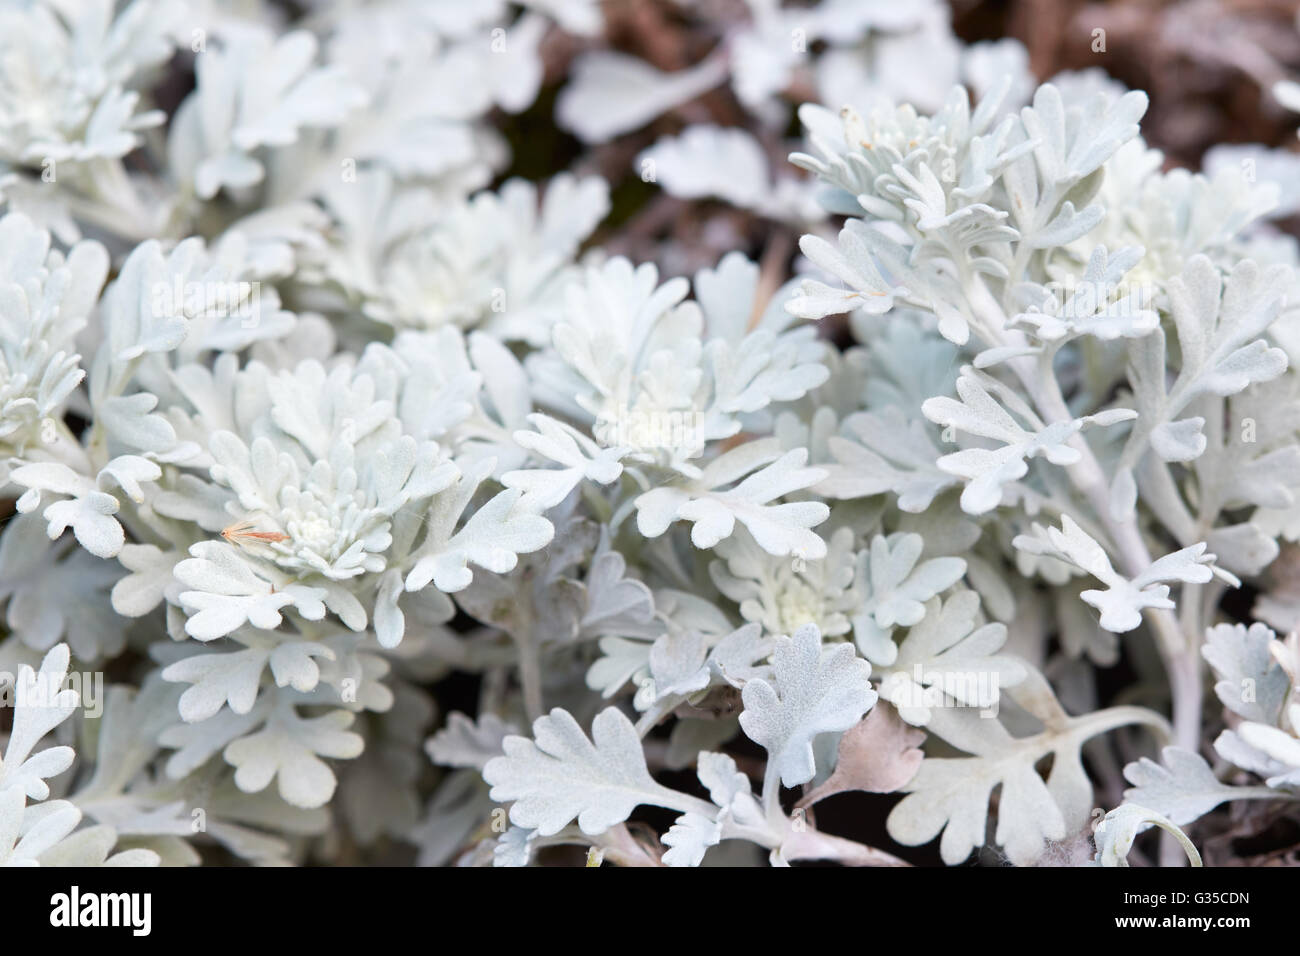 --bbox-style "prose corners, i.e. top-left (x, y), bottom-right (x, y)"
top-left (967, 273), bottom-right (1202, 752)
top-left (515, 630), bottom-right (544, 722)
top-left (595, 824), bottom-right (663, 866)
top-left (781, 827), bottom-right (912, 866)
top-left (1028, 358), bottom-right (1202, 752)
